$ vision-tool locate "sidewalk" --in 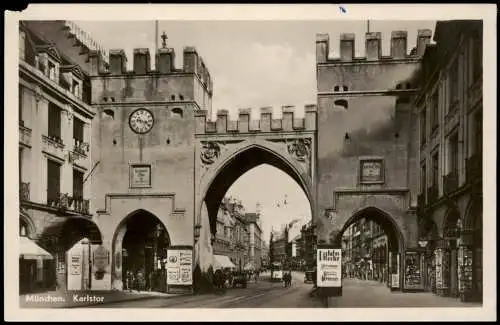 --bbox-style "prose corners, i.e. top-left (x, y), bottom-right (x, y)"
top-left (330, 278), bottom-right (482, 308)
top-left (20, 290), bottom-right (186, 308)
